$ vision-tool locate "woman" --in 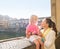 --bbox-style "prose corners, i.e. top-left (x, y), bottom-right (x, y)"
top-left (41, 18), bottom-right (57, 49)
top-left (26, 15), bottom-right (44, 49)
